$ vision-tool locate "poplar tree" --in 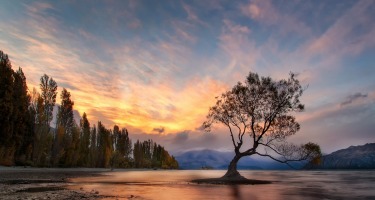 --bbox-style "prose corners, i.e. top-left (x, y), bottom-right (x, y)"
top-left (13, 68), bottom-right (32, 164)
top-left (89, 125), bottom-right (97, 167)
top-left (0, 51), bottom-right (15, 165)
top-left (56, 88), bottom-right (75, 166)
top-left (97, 122), bottom-right (112, 167)
top-left (31, 74), bottom-right (57, 166)
top-left (40, 74), bottom-right (57, 128)
top-left (79, 112), bottom-right (91, 166)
